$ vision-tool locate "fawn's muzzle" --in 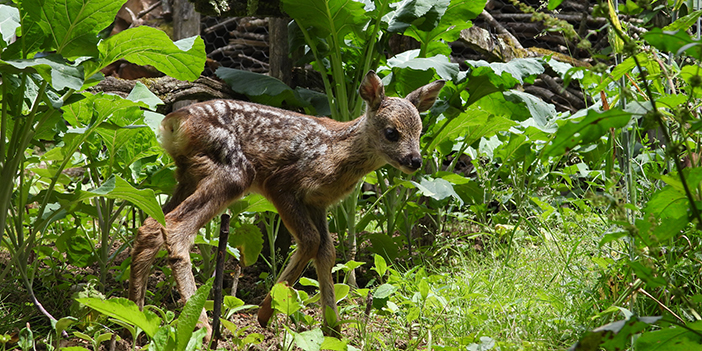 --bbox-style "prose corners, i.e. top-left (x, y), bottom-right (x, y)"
top-left (401, 154), bottom-right (423, 172)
